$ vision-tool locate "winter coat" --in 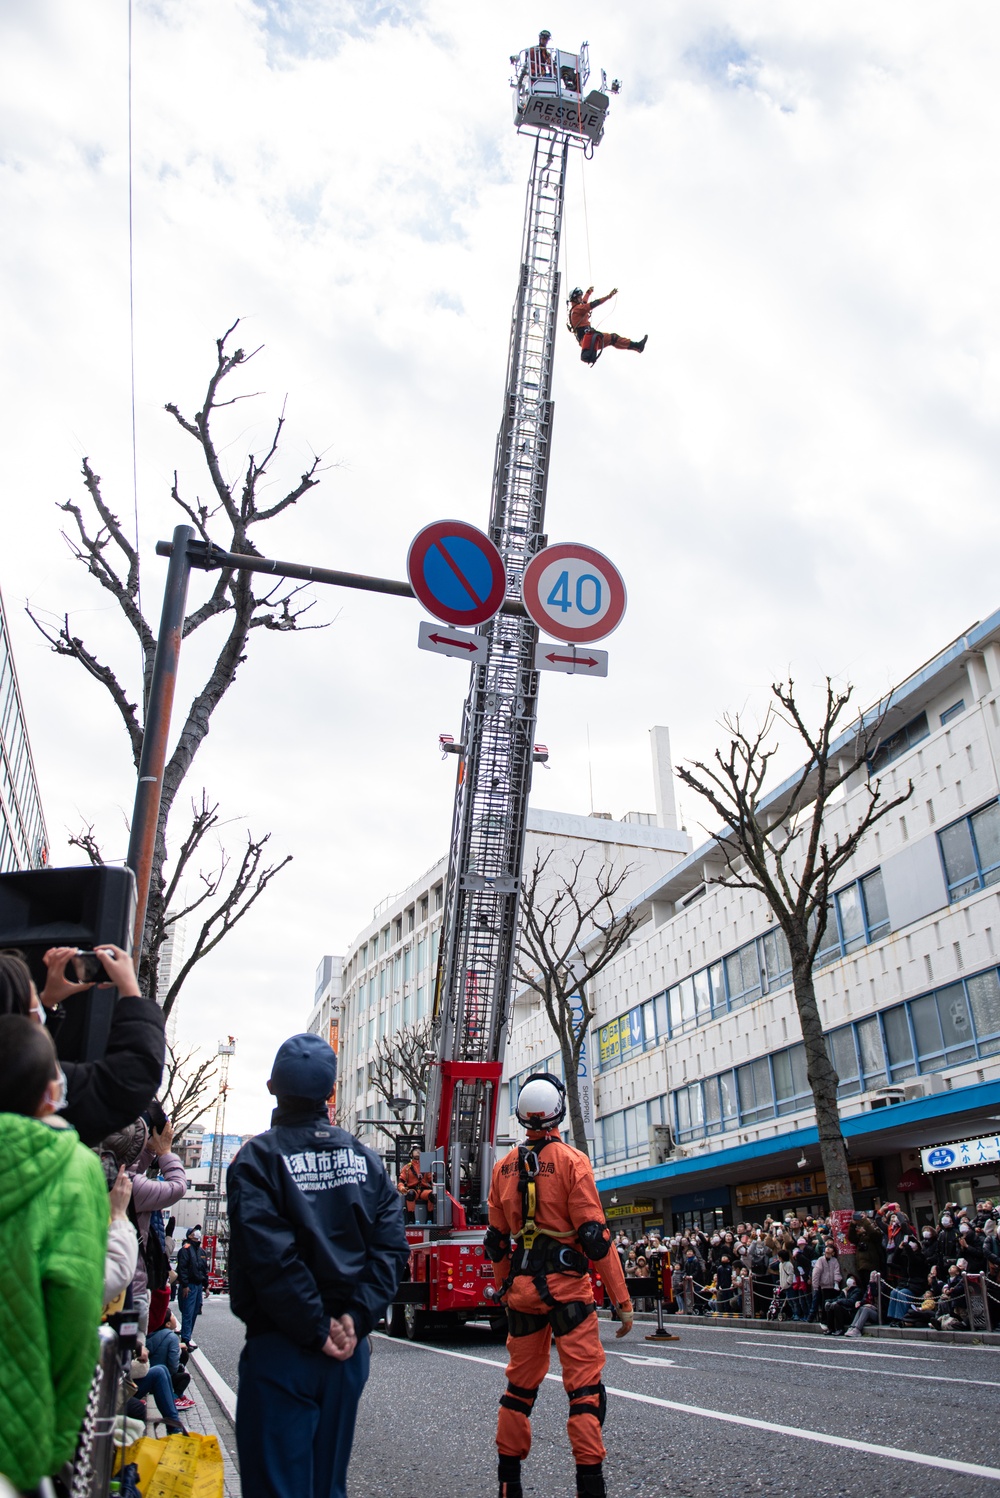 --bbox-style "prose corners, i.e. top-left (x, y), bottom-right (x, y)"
top-left (128, 1151), bottom-right (187, 1296)
top-left (176, 1241), bottom-right (210, 1289)
top-left (812, 1254), bottom-right (842, 1291)
top-left (847, 1217), bottom-right (885, 1276)
top-left (0, 1116), bottom-right (108, 1490)
top-left (934, 1226), bottom-right (962, 1270)
top-left (227, 1102), bottom-right (409, 1346)
top-left (105, 1217), bottom-right (140, 1304)
top-left (53, 995), bottom-right (166, 1147)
